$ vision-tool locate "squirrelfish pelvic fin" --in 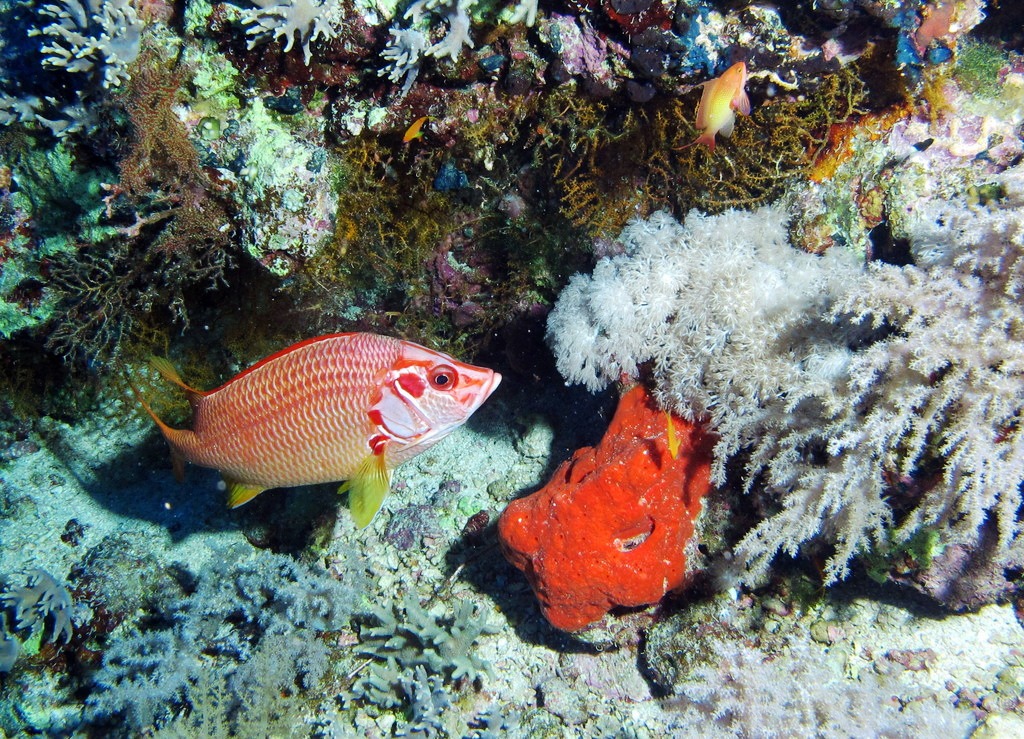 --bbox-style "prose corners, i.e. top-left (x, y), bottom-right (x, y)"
top-left (693, 61), bottom-right (750, 151)
top-left (225, 478), bottom-right (267, 508)
top-left (340, 451), bottom-right (392, 528)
